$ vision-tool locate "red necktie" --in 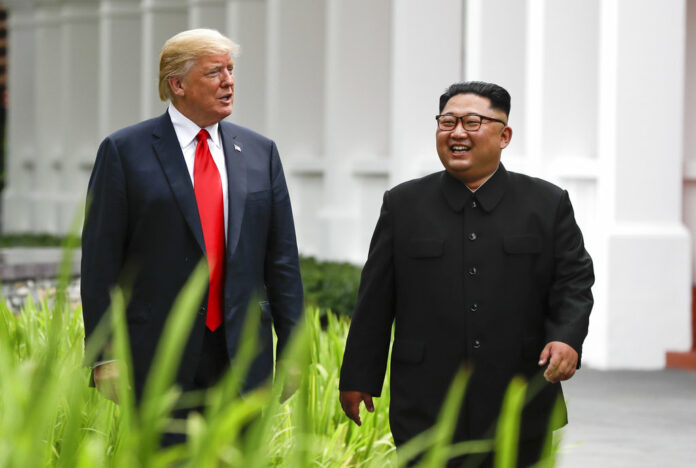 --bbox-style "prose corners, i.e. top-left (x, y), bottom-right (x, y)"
top-left (193, 129), bottom-right (225, 331)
